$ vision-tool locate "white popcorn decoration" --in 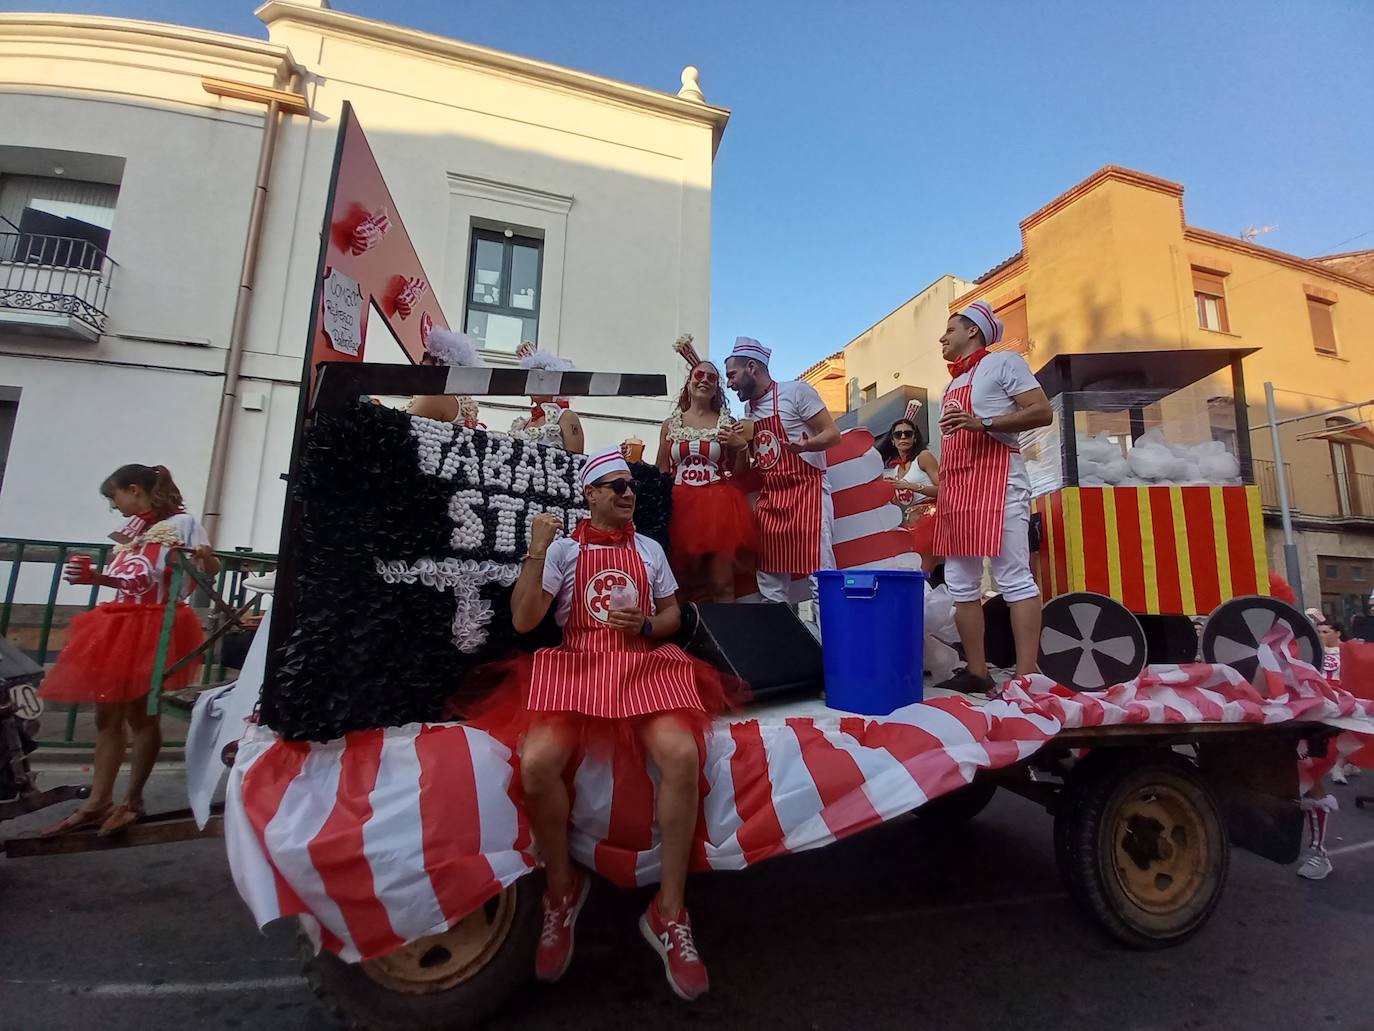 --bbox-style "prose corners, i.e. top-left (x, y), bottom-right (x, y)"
top-left (409, 416), bottom-right (455, 477)
top-left (448, 490), bottom-right (484, 551)
top-left (487, 494), bottom-right (525, 555)
top-left (1074, 428), bottom-right (1243, 487)
top-left (440, 429), bottom-right (482, 485)
top-left (482, 435), bottom-right (516, 491)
